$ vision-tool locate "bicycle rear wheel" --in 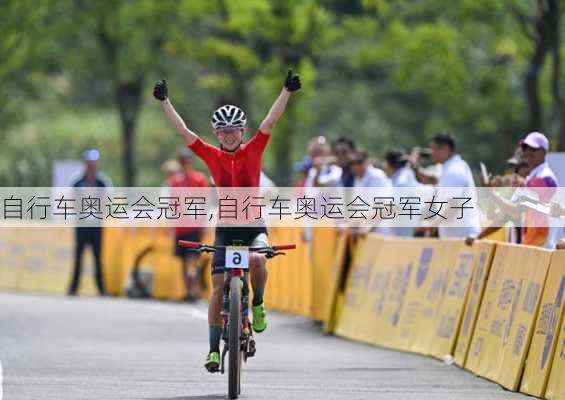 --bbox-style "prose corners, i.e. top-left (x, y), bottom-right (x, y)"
top-left (228, 277), bottom-right (242, 399)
